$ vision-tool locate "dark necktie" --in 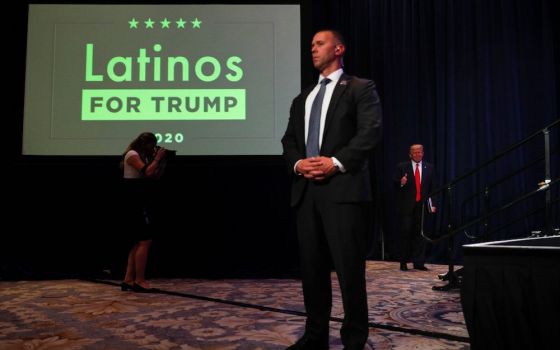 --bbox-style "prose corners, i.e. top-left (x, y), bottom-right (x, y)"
top-left (415, 163), bottom-right (421, 202)
top-left (306, 78), bottom-right (331, 157)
